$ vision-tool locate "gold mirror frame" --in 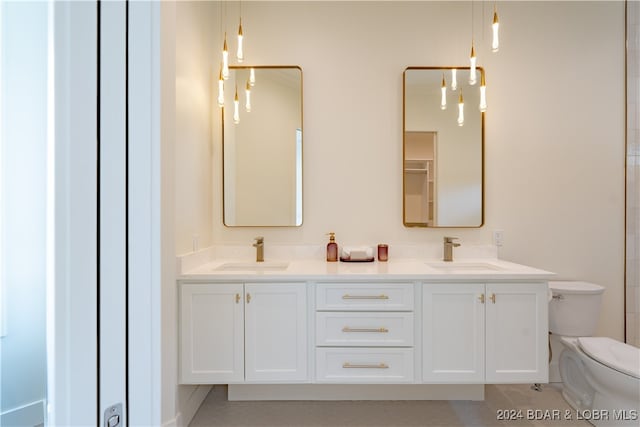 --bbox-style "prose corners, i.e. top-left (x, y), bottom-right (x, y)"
top-left (402, 66), bottom-right (485, 228)
top-left (222, 65), bottom-right (303, 227)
